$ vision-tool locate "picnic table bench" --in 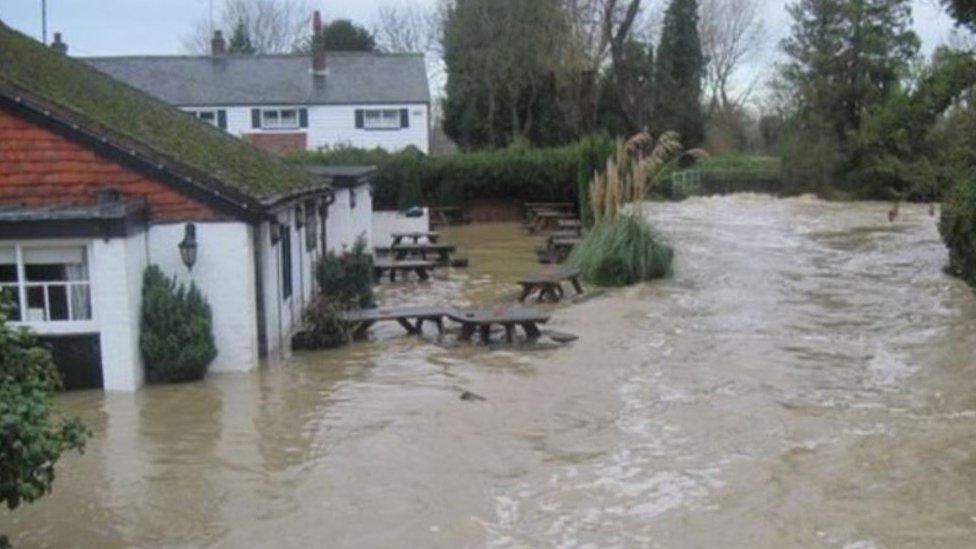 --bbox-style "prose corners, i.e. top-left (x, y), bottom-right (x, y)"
top-left (446, 307), bottom-right (551, 343)
top-left (430, 206), bottom-right (472, 227)
top-left (557, 219), bottom-right (584, 233)
top-left (373, 258), bottom-right (437, 282)
top-left (340, 307), bottom-right (450, 340)
top-left (524, 202), bottom-right (576, 220)
top-left (518, 267), bottom-right (584, 303)
top-left (531, 211), bottom-right (579, 233)
top-left (536, 236), bottom-right (582, 264)
top-left (391, 231), bottom-right (441, 245)
top-left (390, 242), bottom-right (458, 264)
